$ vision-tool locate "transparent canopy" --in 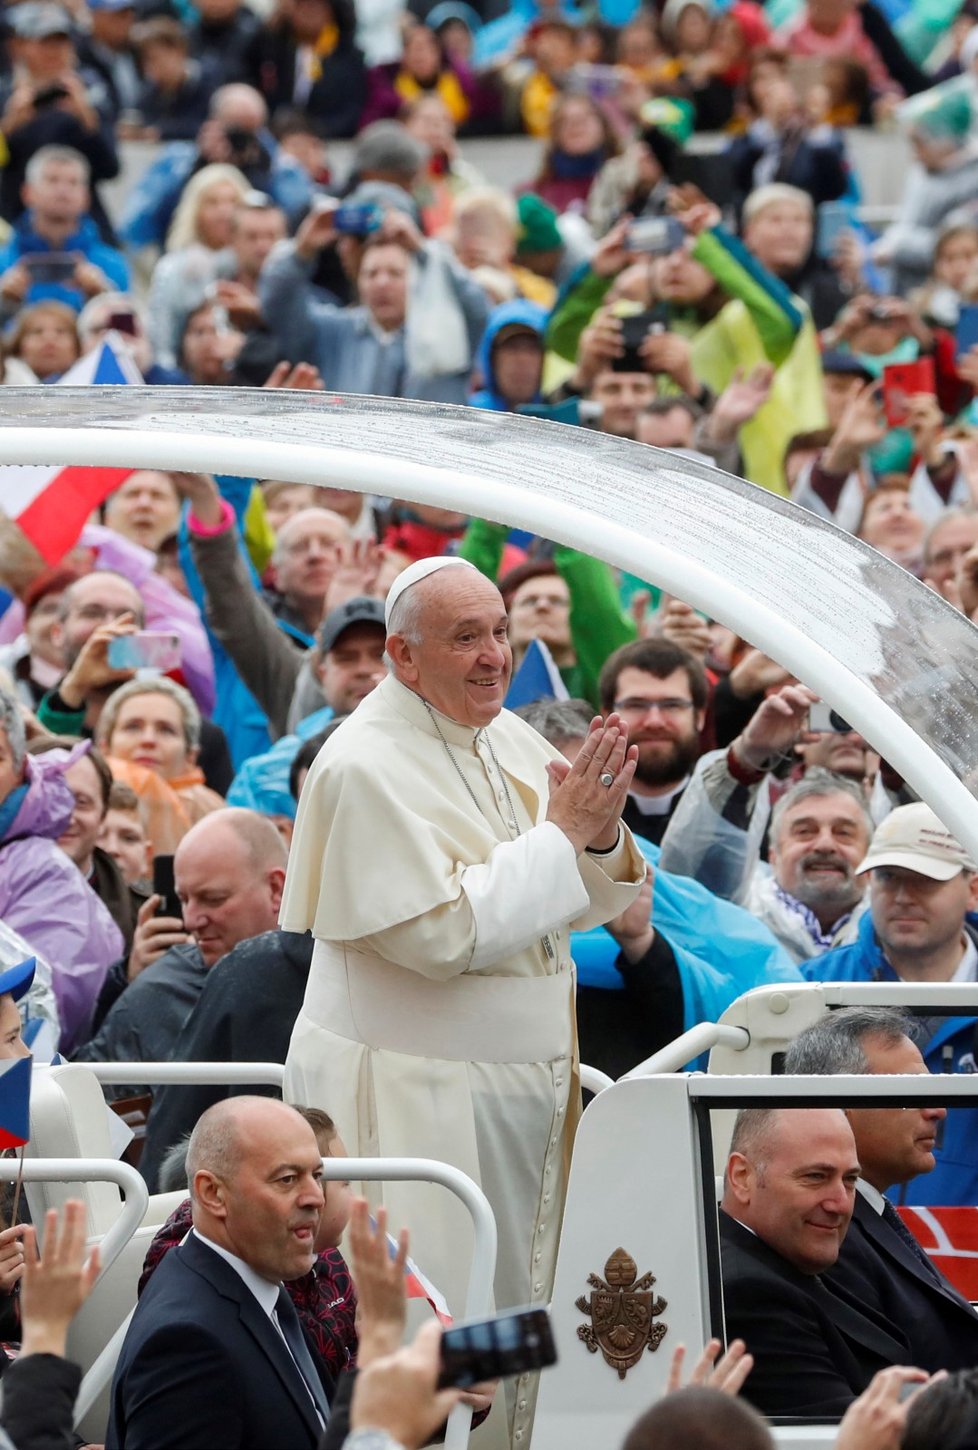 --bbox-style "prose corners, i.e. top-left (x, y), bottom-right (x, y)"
top-left (1, 385), bottom-right (977, 854)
